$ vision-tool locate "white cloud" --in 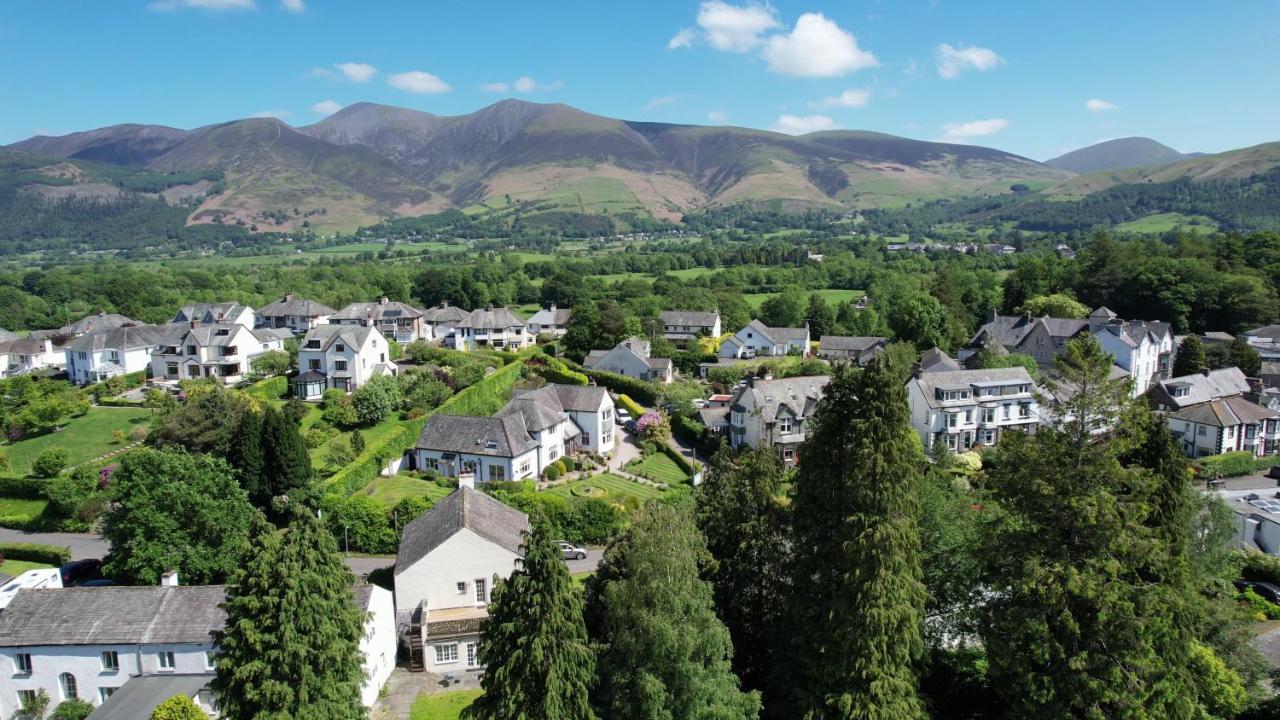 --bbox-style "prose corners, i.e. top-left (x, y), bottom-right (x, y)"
top-left (334, 62), bottom-right (376, 83)
top-left (253, 109), bottom-right (292, 119)
top-left (512, 76), bottom-right (537, 93)
top-left (668, 27), bottom-right (697, 49)
top-left (280, 0), bottom-right (304, 12)
top-left (387, 70), bottom-right (452, 94)
top-left (707, 110), bottom-right (728, 124)
top-left (936, 43), bottom-right (1005, 79)
top-left (772, 114), bottom-right (839, 135)
top-left (479, 76), bottom-right (560, 93)
top-left (1085, 98), bottom-right (1118, 112)
top-left (815, 88), bottom-right (871, 109)
top-left (763, 13), bottom-right (878, 77)
top-left (148, 0), bottom-right (255, 10)
top-left (940, 118), bottom-right (1008, 142)
top-left (311, 99), bottom-right (343, 116)
top-left (480, 82), bottom-right (510, 93)
top-left (697, 1), bottom-right (779, 52)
